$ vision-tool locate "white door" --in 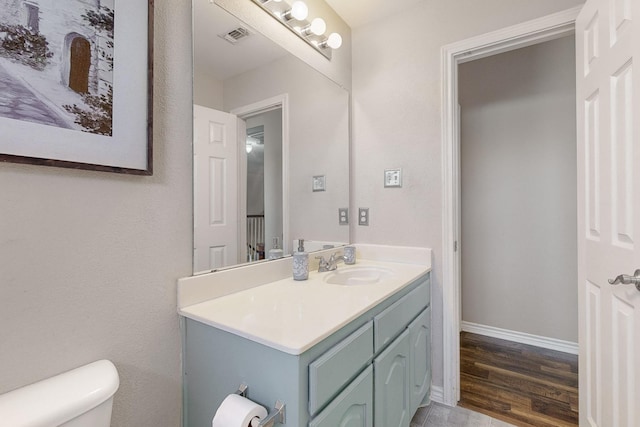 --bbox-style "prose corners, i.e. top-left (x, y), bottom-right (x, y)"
top-left (576, 0), bottom-right (640, 426)
top-left (193, 105), bottom-right (239, 273)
